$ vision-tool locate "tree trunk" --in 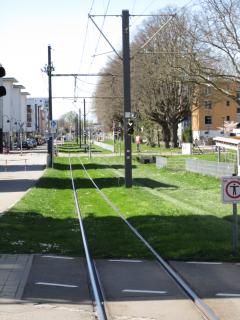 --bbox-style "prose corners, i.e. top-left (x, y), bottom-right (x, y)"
top-left (161, 123), bottom-right (171, 148)
top-left (171, 122), bottom-right (179, 148)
